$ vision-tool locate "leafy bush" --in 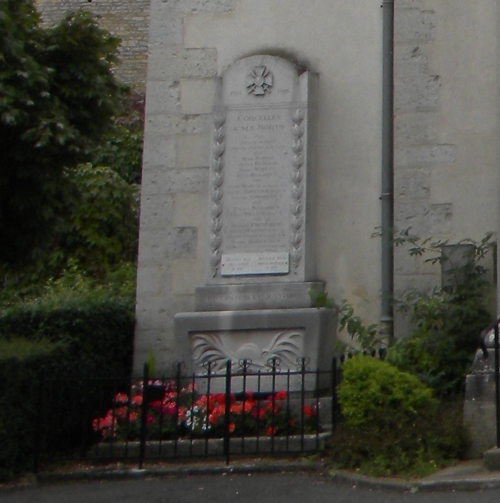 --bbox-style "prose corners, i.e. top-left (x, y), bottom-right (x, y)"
top-left (309, 291), bottom-right (382, 350)
top-left (0, 2), bottom-right (125, 264)
top-left (58, 164), bottom-right (139, 273)
top-left (90, 92), bottom-right (145, 185)
top-left (331, 355), bottom-right (467, 476)
top-left (388, 232), bottom-right (494, 397)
